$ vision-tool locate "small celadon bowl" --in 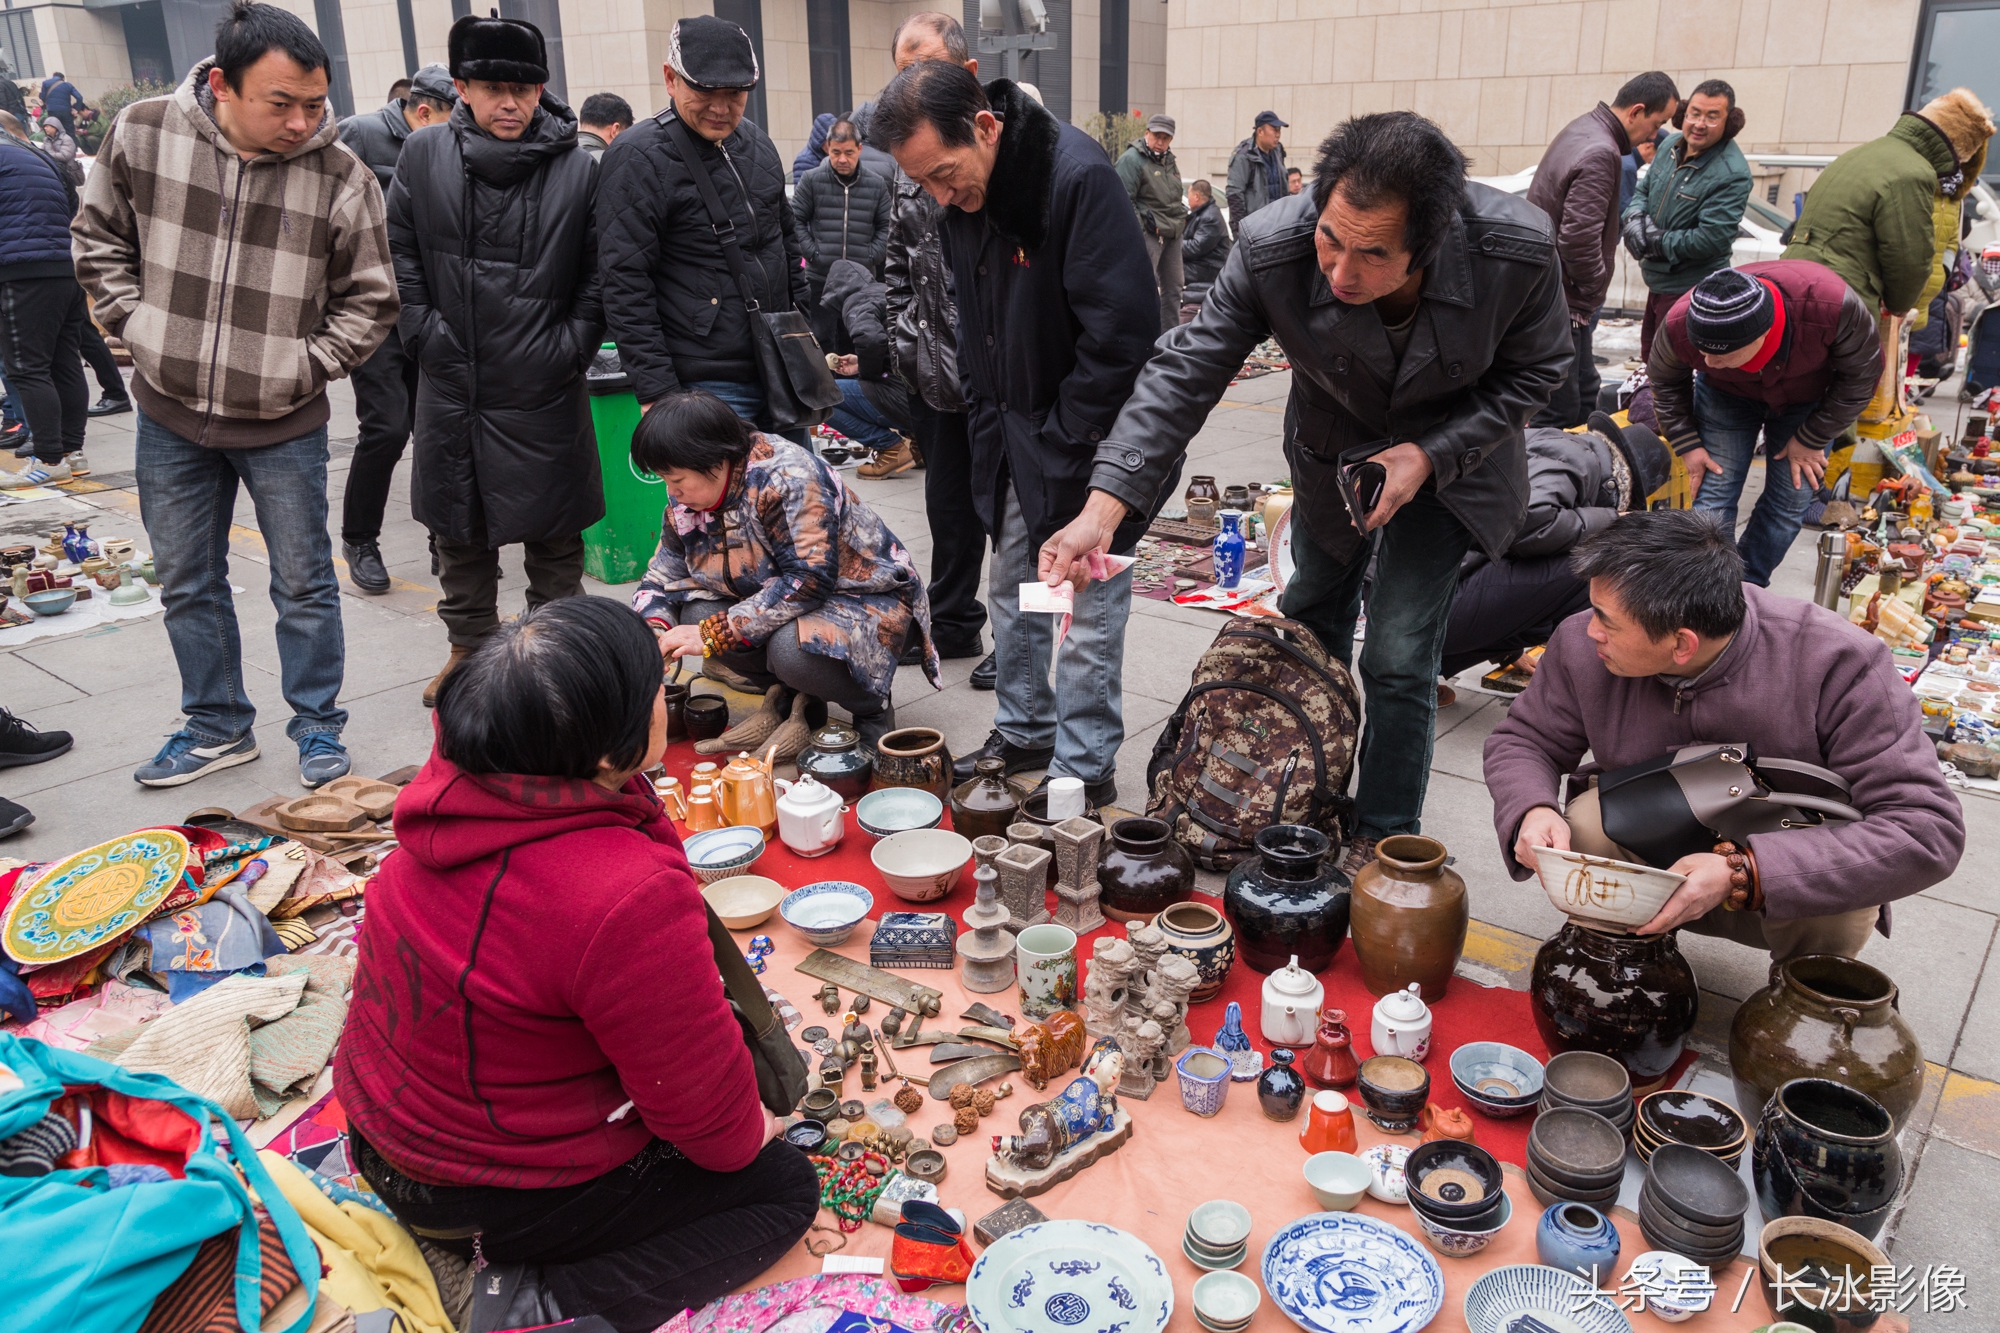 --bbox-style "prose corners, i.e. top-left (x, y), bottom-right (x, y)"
top-left (1191, 1270), bottom-right (1260, 1332)
top-left (1303, 1151), bottom-right (1372, 1211)
top-left (855, 787), bottom-right (945, 838)
top-left (779, 880), bottom-right (874, 946)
